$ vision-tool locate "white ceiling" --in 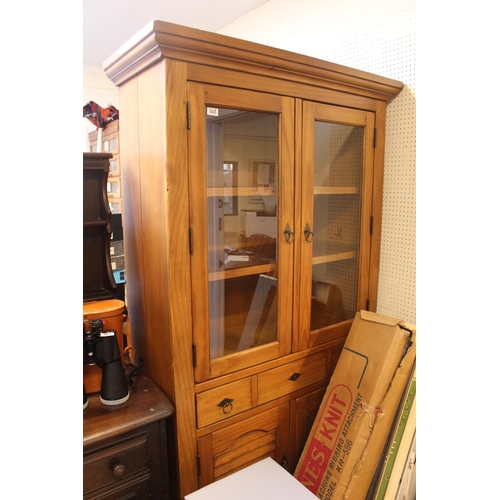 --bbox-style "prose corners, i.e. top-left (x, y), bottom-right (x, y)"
top-left (83, 0), bottom-right (268, 68)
